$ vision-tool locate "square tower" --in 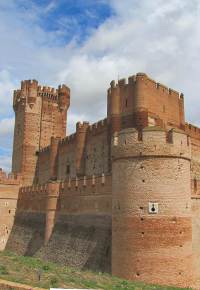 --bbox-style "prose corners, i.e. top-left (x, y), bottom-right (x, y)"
top-left (12, 80), bottom-right (70, 185)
